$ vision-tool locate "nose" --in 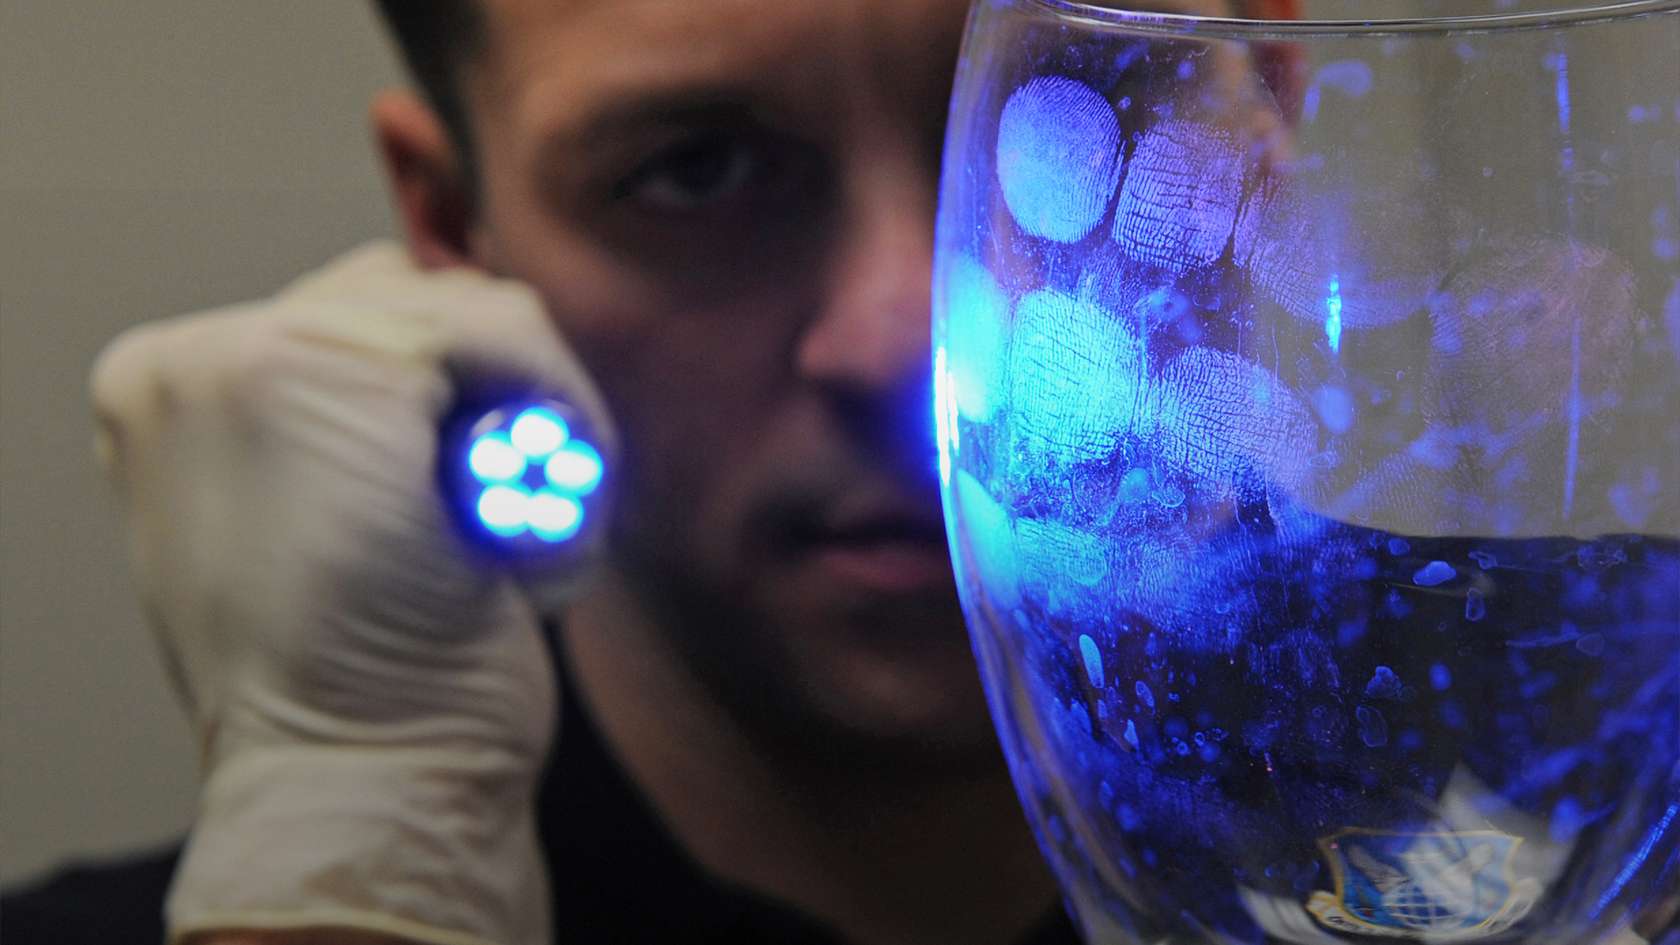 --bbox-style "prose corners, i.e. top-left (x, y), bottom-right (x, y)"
top-left (795, 150), bottom-right (936, 405)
